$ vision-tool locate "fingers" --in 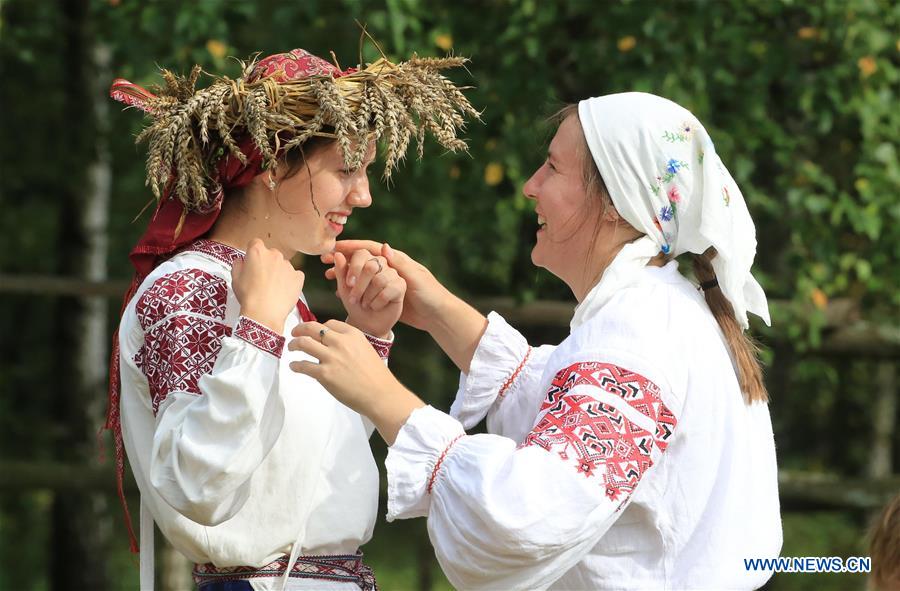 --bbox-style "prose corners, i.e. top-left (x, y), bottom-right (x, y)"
top-left (346, 251), bottom-right (385, 304)
top-left (361, 269), bottom-right (404, 309)
top-left (291, 319), bottom-right (353, 340)
top-left (366, 279), bottom-right (406, 311)
top-left (332, 239), bottom-right (383, 257)
top-left (333, 251), bottom-right (349, 296)
top-left (288, 359), bottom-right (322, 379)
top-left (287, 335), bottom-right (328, 359)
